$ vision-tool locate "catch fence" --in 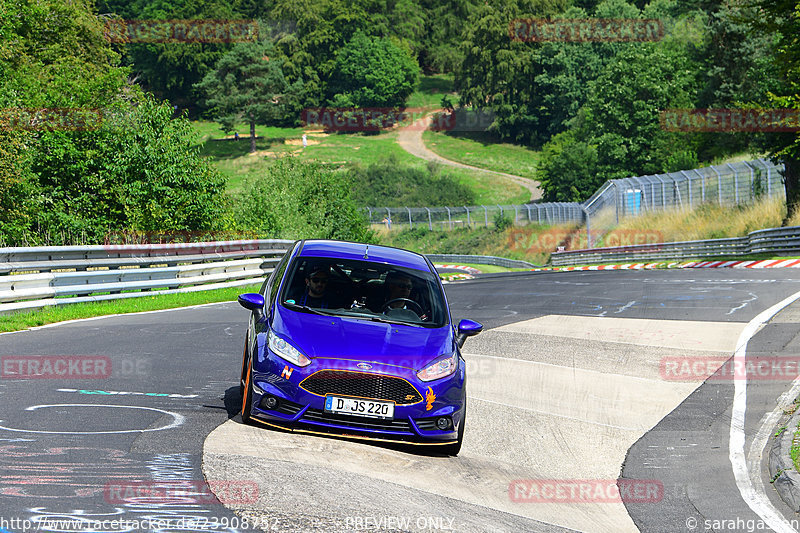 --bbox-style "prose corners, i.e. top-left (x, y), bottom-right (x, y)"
top-left (366, 159), bottom-right (786, 241)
